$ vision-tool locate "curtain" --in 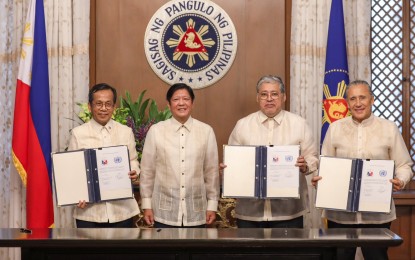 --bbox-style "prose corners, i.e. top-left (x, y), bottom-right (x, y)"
top-left (0, 0), bottom-right (89, 258)
top-left (45, 0), bottom-right (90, 229)
top-left (290, 0), bottom-right (371, 229)
top-left (0, 1), bottom-right (30, 259)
